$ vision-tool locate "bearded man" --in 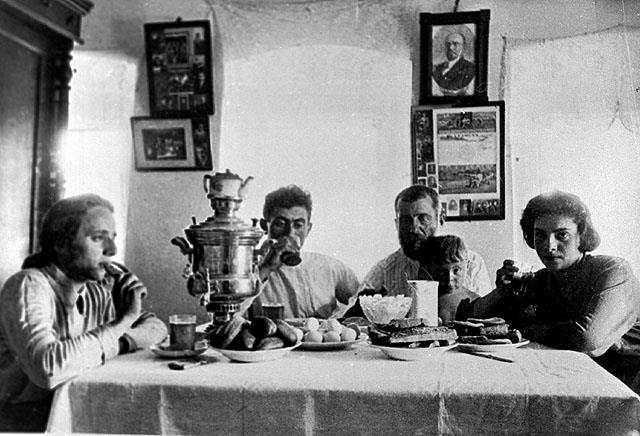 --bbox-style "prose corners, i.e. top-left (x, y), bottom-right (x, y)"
top-left (358, 185), bottom-right (491, 297)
